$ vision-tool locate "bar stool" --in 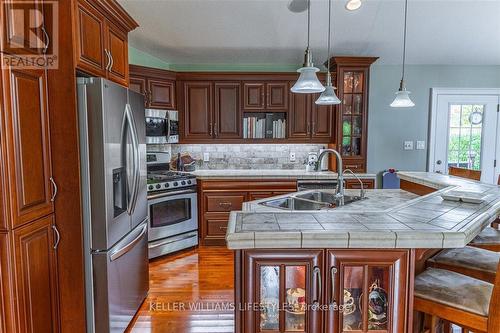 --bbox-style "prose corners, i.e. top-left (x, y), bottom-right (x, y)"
top-left (414, 261), bottom-right (500, 333)
top-left (427, 246), bottom-right (500, 283)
